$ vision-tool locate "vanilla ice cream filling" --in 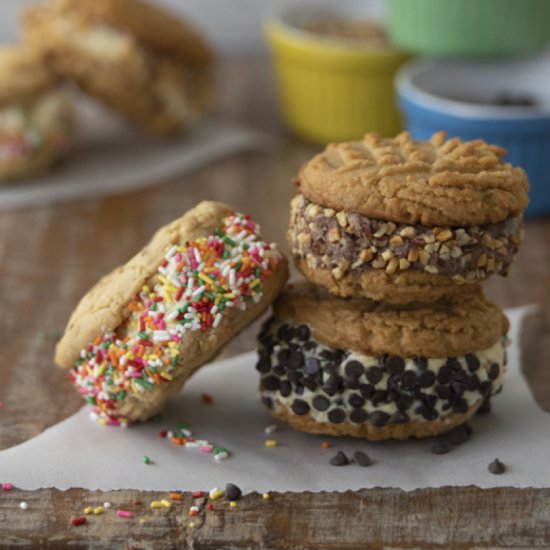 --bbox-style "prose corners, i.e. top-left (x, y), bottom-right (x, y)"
top-left (0, 90), bottom-right (73, 161)
top-left (257, 319), bottom-right (506, 427)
